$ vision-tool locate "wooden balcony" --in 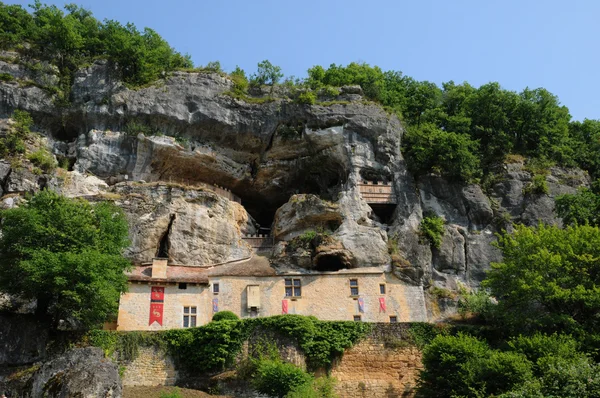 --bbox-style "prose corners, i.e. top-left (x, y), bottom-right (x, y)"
top-left (358, 181), bottom-right (397, 205)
